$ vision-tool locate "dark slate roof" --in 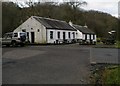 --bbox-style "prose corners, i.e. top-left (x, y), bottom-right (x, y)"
top-left (33, 16), bottom-right (76, 31)
top-left (73, 24), bottom-right (95, 34)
